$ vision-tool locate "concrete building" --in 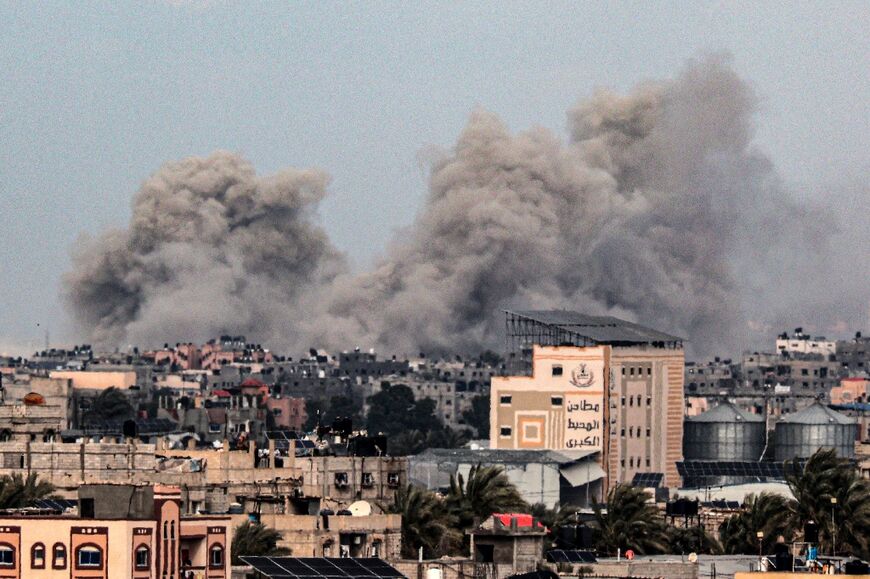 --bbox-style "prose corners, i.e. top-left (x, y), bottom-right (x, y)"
top-left (837, 333), bottom-right (870, 375)
top-left (492, 311), bottom-right (685, 488)
top-left (0, 483), bottom-right (230, 579)
top-left (831, 377), bottom-right (870, 405)
top-left (776, 329), bottom-right (837, 357)
top-left (0, 375), bottom-right (71, 441)
top-left (469, 514), bottom-right (546, 574)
